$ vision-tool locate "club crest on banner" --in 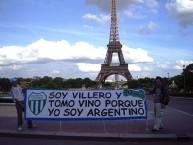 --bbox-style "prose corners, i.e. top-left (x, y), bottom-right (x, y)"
top-left (123, 89), bottom-right (145, 100)
top-left (28, 92), bottom-right (47, 115)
